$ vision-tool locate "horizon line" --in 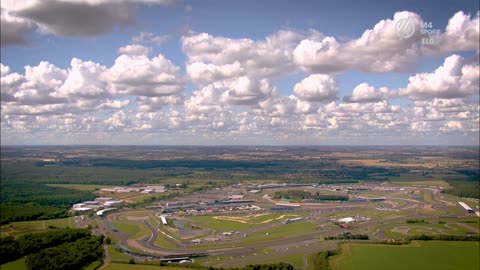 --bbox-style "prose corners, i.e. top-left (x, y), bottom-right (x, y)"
top-left (1, 144), bottom-right (479, 147)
